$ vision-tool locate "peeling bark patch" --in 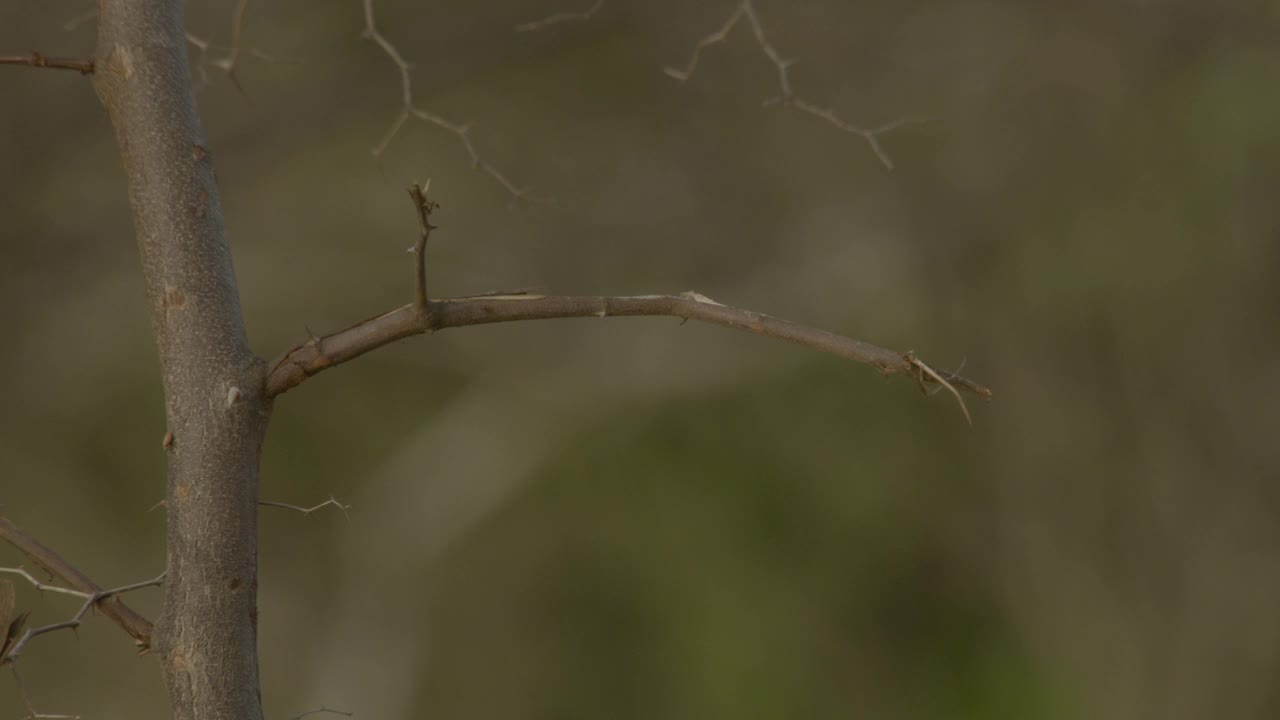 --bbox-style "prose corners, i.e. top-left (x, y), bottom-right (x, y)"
top-left (165, 285), bottom-right (186, 309)
top-left (105, 45), bottom-right (133, 79)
